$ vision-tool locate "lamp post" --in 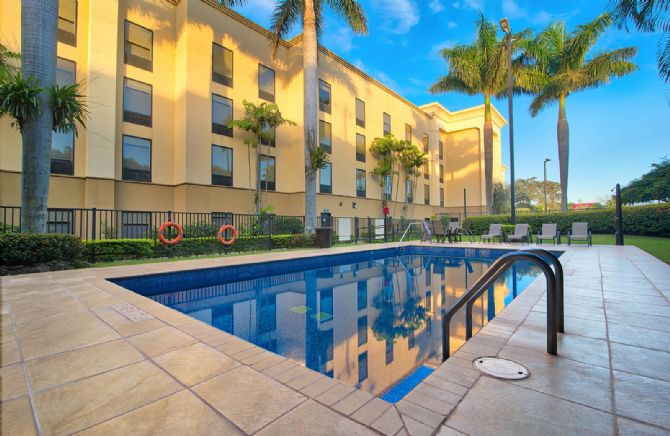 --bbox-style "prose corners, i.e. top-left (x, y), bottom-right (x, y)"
top-left (544, 158), bottom-right (551, 212)
top-left (500, 17), bottom-right (515, 224)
